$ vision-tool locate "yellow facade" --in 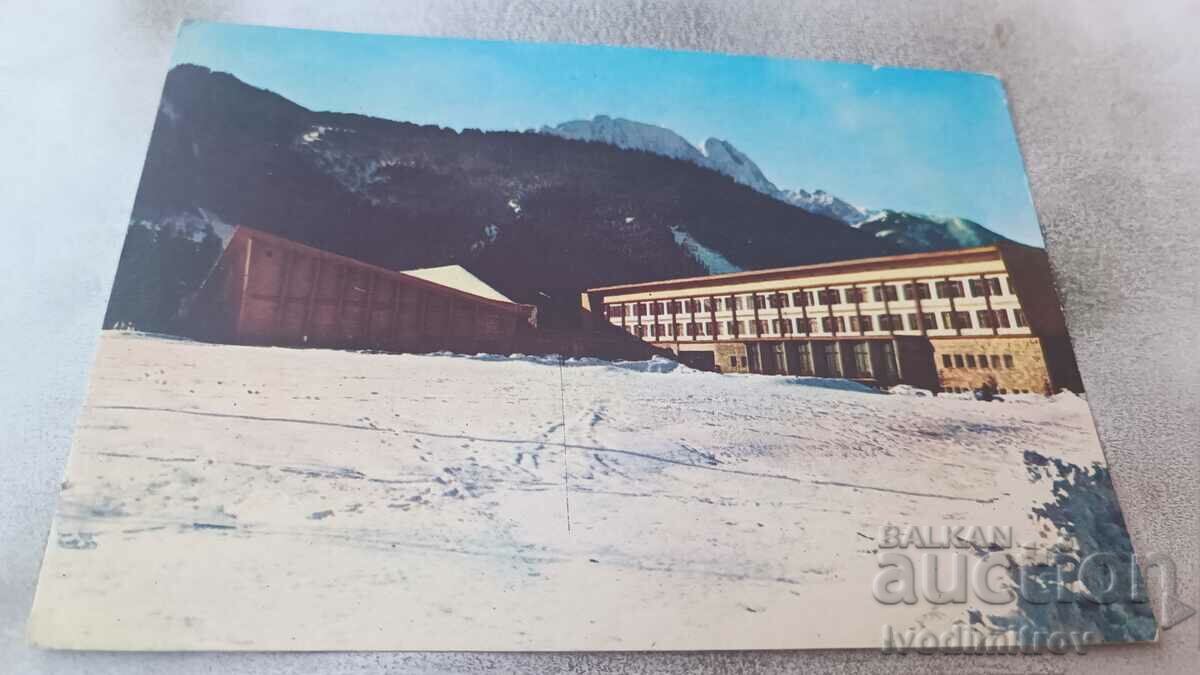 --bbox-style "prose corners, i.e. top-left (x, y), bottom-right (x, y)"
top-left (584, 245), bottom-right (1081, 394)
